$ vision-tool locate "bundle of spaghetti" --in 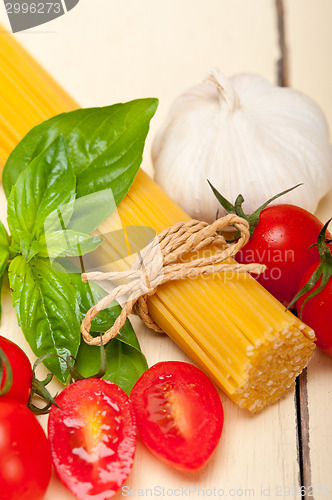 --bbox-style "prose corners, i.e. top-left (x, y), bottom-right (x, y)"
top-left (0, 26), bottom-right (315, 411)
